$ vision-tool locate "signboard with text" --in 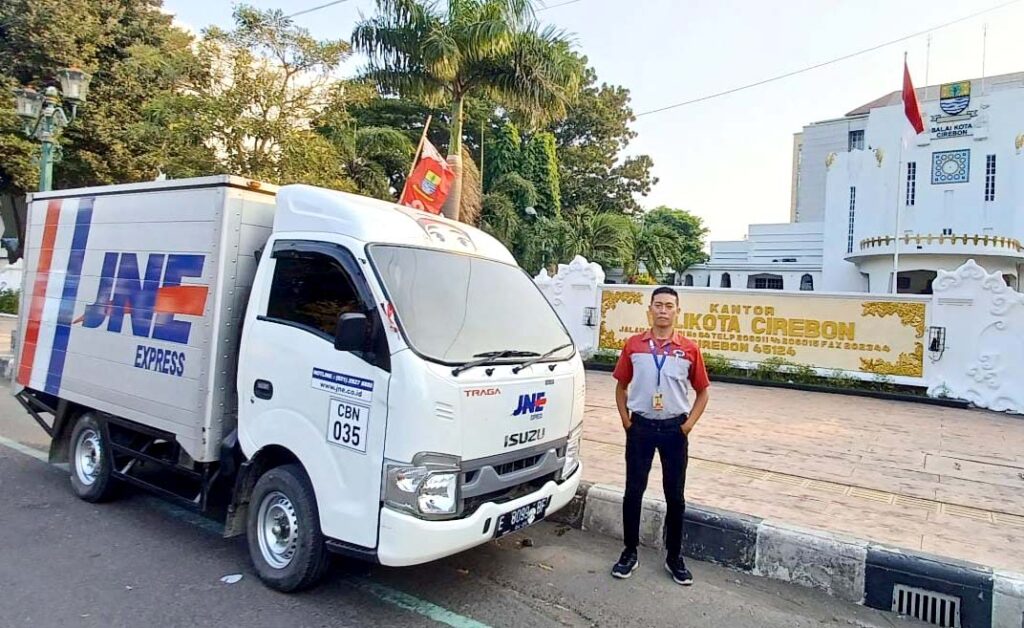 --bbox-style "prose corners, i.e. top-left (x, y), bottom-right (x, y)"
top-left (598, 288), bottom-right (928, 379)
